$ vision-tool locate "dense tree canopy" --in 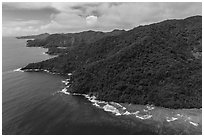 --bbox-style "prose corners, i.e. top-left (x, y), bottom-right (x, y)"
top-left (21, 16), bottom-right (202, 109)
